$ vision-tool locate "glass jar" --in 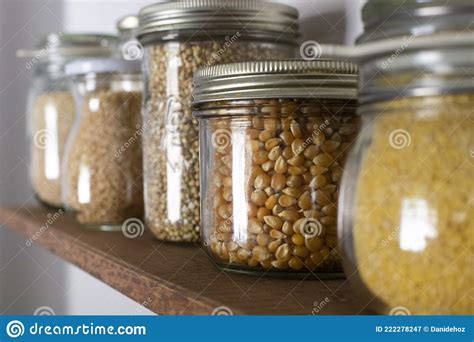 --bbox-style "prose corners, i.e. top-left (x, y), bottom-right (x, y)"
top-left (358, 0), bottom-right (473, 43)
top-left (193, 60), bottom-right (359, 276)
top-left (116, 15), bottom-right (142, 61)
top-left (117, 15), bottom-right (139, 44)
top-left (136, 0), bottom-right (300, 242)
top-left (63, 59), bottom-right (144, 230)
top-left (18, 33), bottom-right (117, 208)
top-left (339, 3), bottom-right (473, 314)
